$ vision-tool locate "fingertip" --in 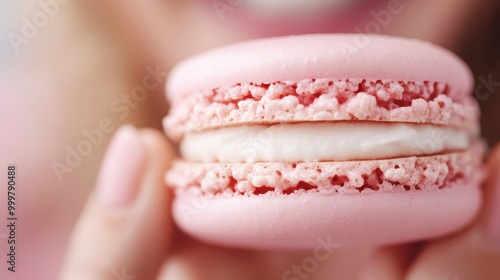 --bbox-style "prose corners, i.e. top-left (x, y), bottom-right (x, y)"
top-left (481, 143), bottom-right (500, 247)
top-left (359, 245), bottom-right (414, 280)
top-left (135, 128), bottom-right (176, 207)
top-left (486, 143), bottom-right (500, 169)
